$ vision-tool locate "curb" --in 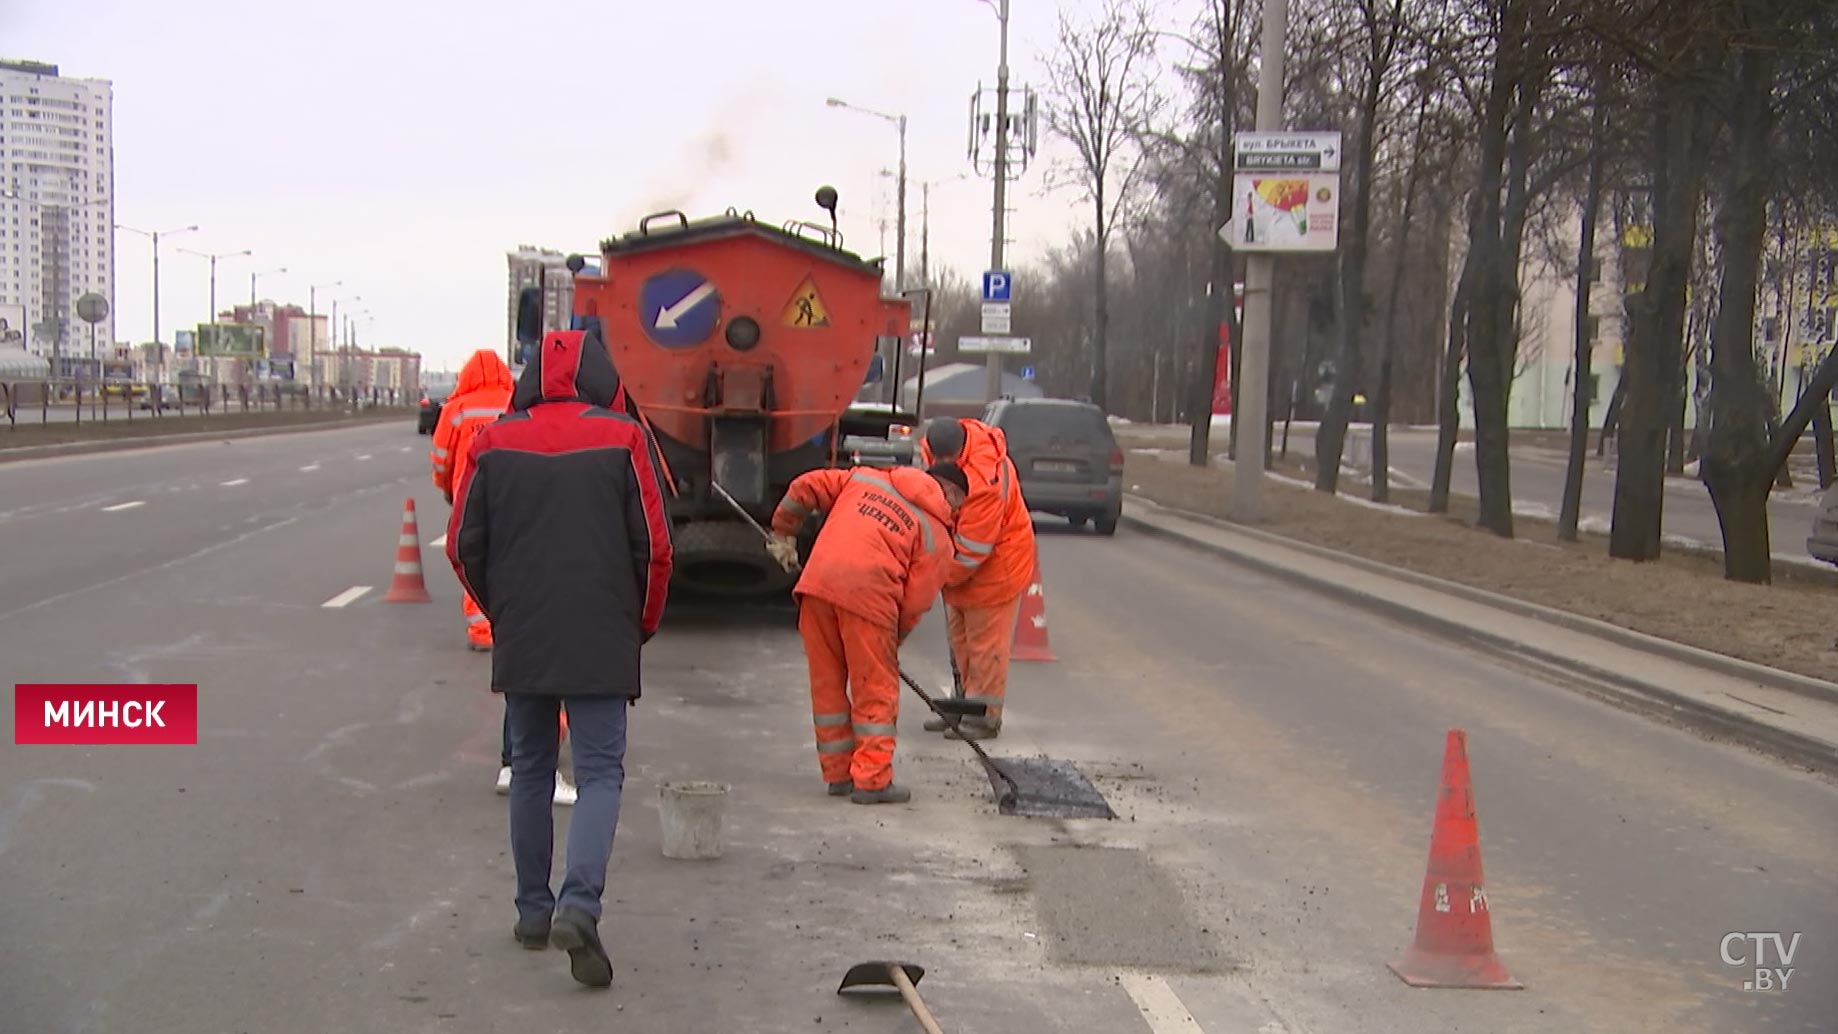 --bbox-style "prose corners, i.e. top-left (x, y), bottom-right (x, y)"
top-left (1122, 494), bottom-right (1838, 708)
top-left (1120, 501), bottom-right (1838, 774)
top-left (0, 413), bottom-right (411, 464)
